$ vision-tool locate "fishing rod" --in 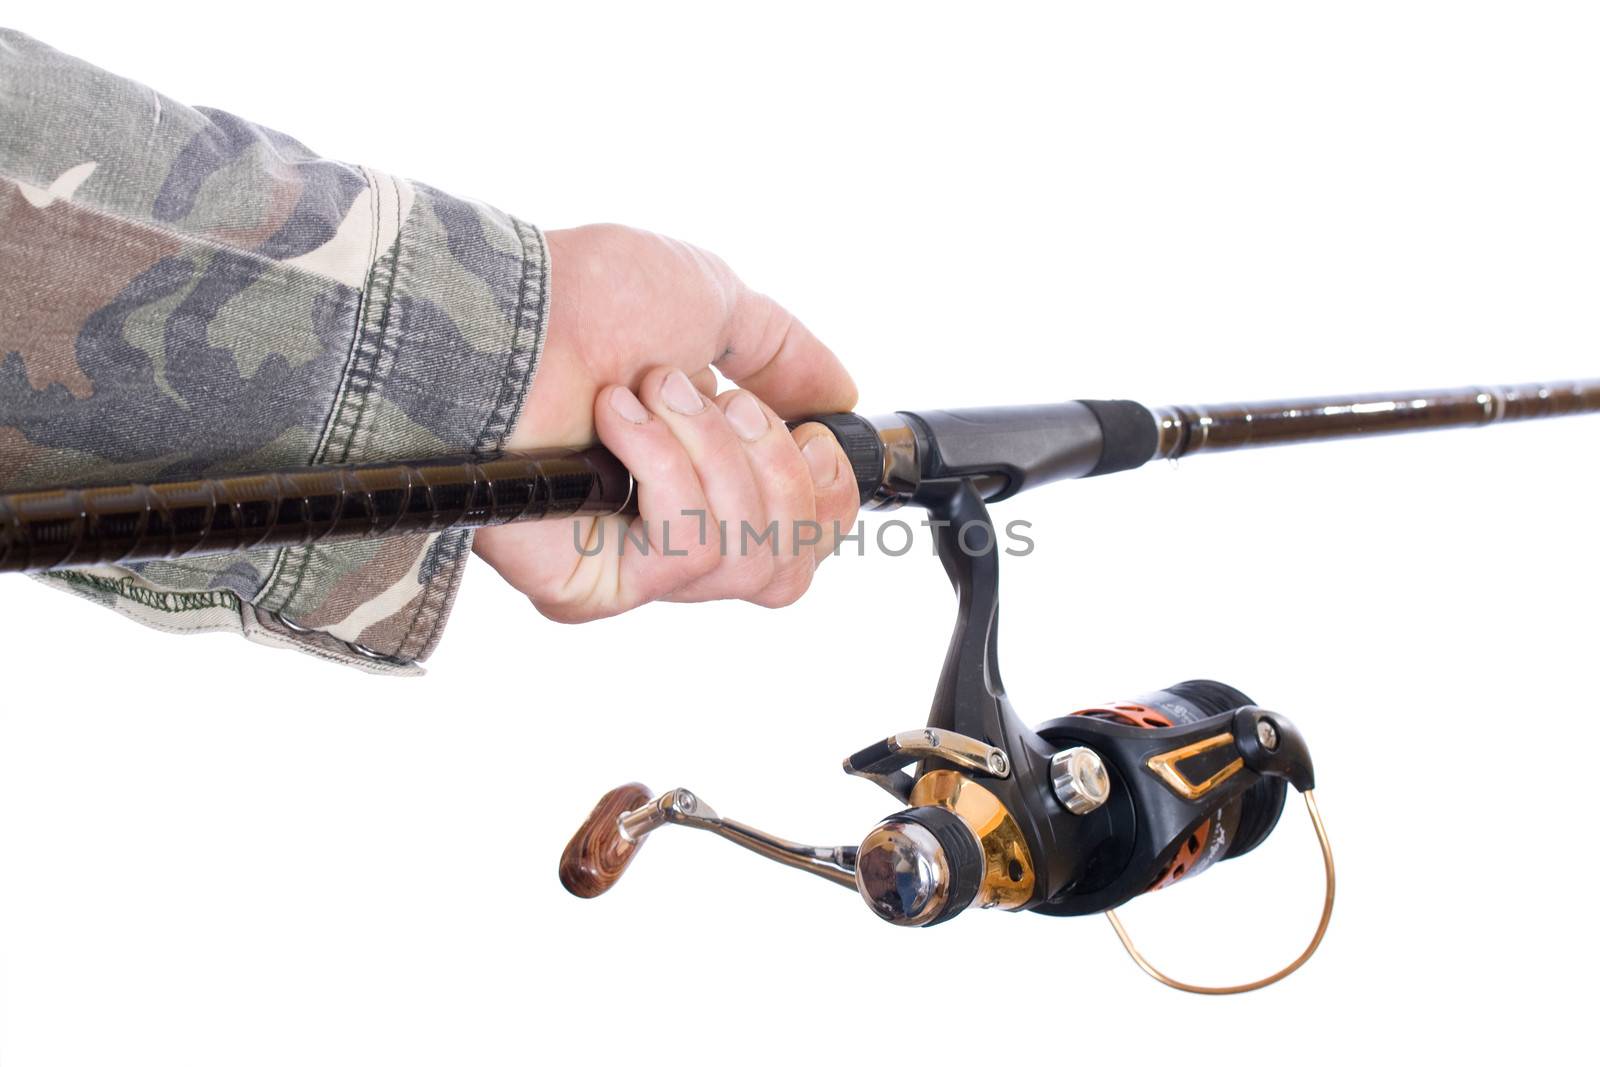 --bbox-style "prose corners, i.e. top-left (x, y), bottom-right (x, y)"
top-left (3, 380), bottom-right (1593, 574)
top-left (3, 377), bottom-right (1596, 993)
